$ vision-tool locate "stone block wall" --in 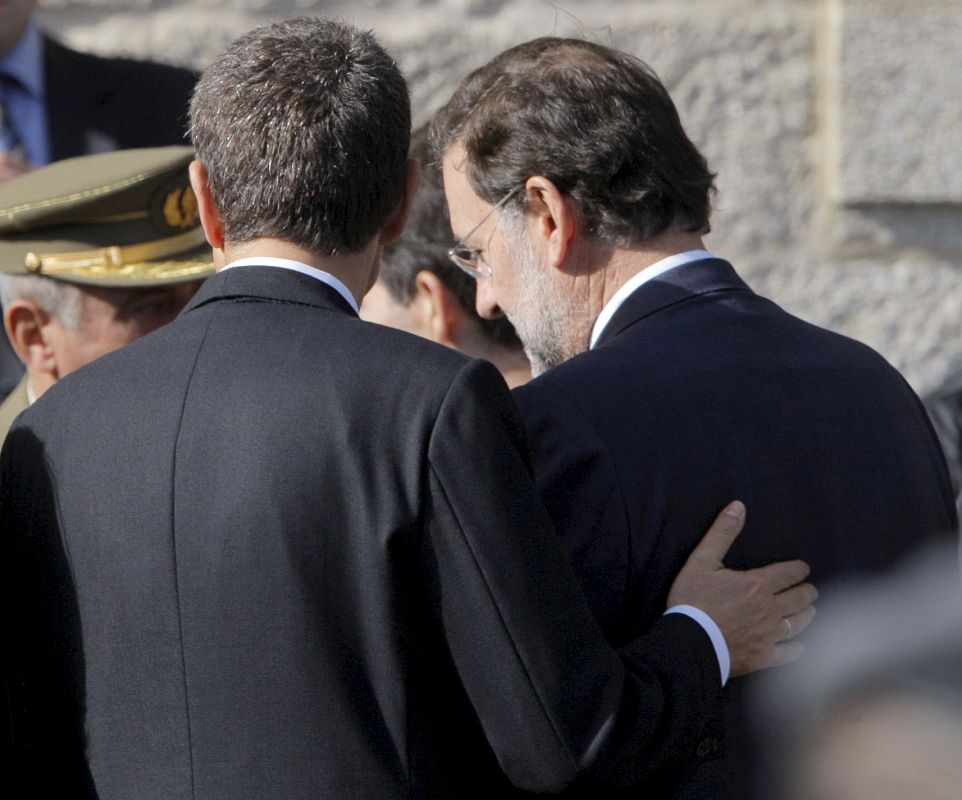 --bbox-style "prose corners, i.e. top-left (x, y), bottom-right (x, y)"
top-left (38, 0), bottom-right (962, 392)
